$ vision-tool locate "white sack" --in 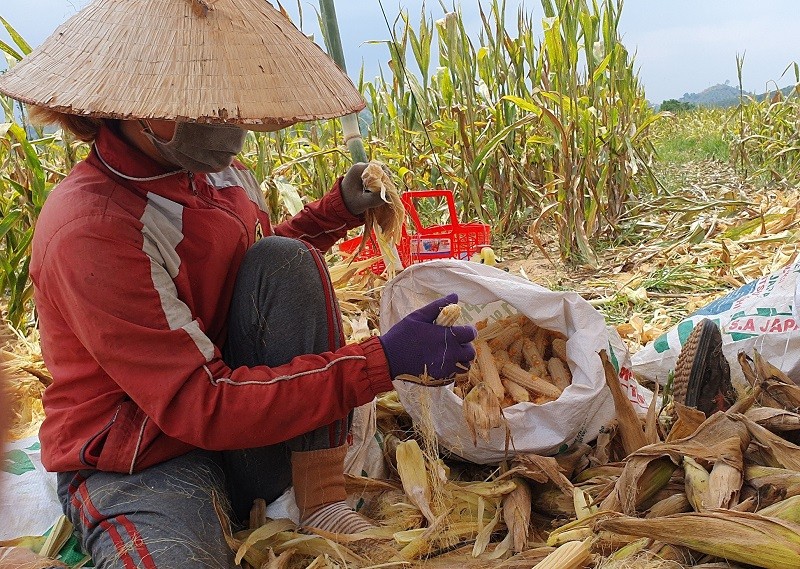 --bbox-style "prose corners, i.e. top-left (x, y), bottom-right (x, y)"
top-left (380, 260), bottom-right (648, 464)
